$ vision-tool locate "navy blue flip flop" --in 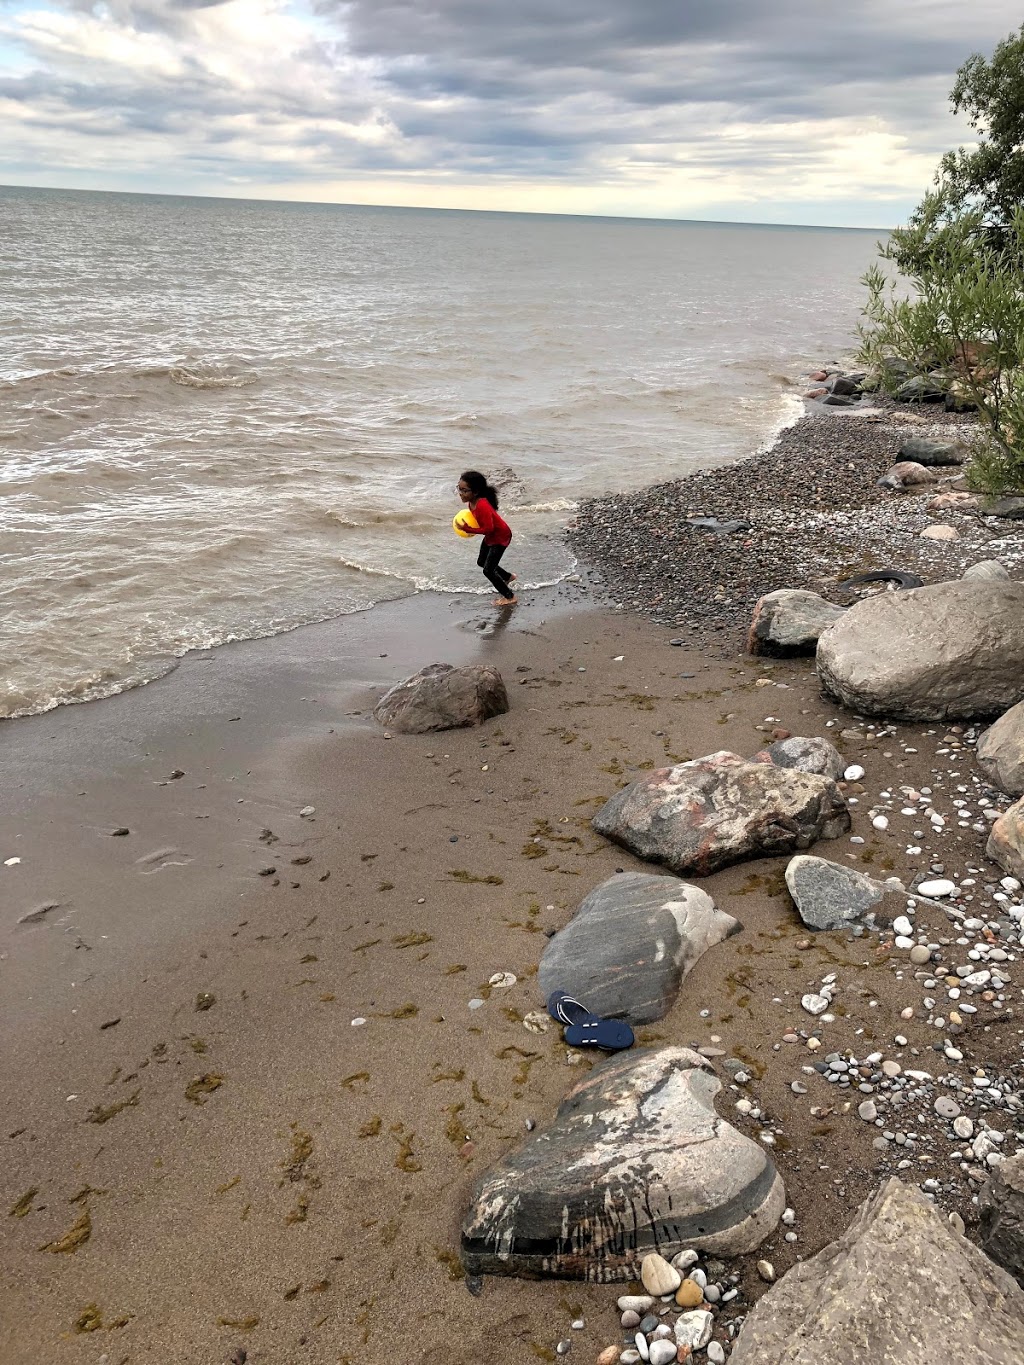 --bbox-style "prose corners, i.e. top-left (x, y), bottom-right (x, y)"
top-left (547, 990), bottom-right (598, 1027)
top-left (564, 1018), bottom-right (635, 1051)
